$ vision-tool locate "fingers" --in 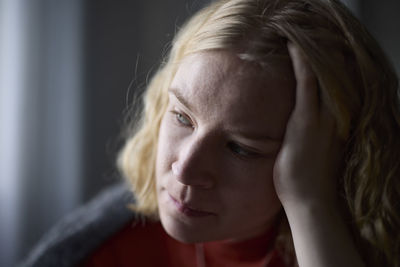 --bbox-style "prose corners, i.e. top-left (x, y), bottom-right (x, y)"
top-left (287, 42), bottom-right (319, 120)
top-left (287, 42), bottom-right (340, 143)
